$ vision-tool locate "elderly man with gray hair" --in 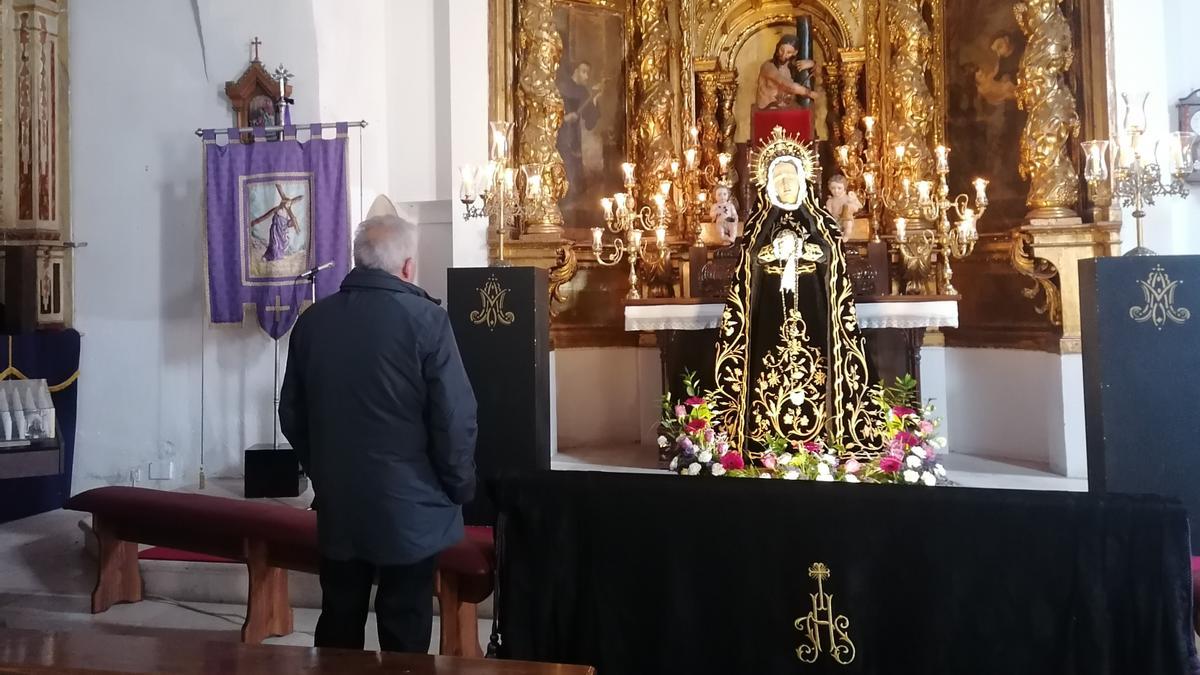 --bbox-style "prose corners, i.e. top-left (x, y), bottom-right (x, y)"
top-left (280, 214), bottom-right (477, 654)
